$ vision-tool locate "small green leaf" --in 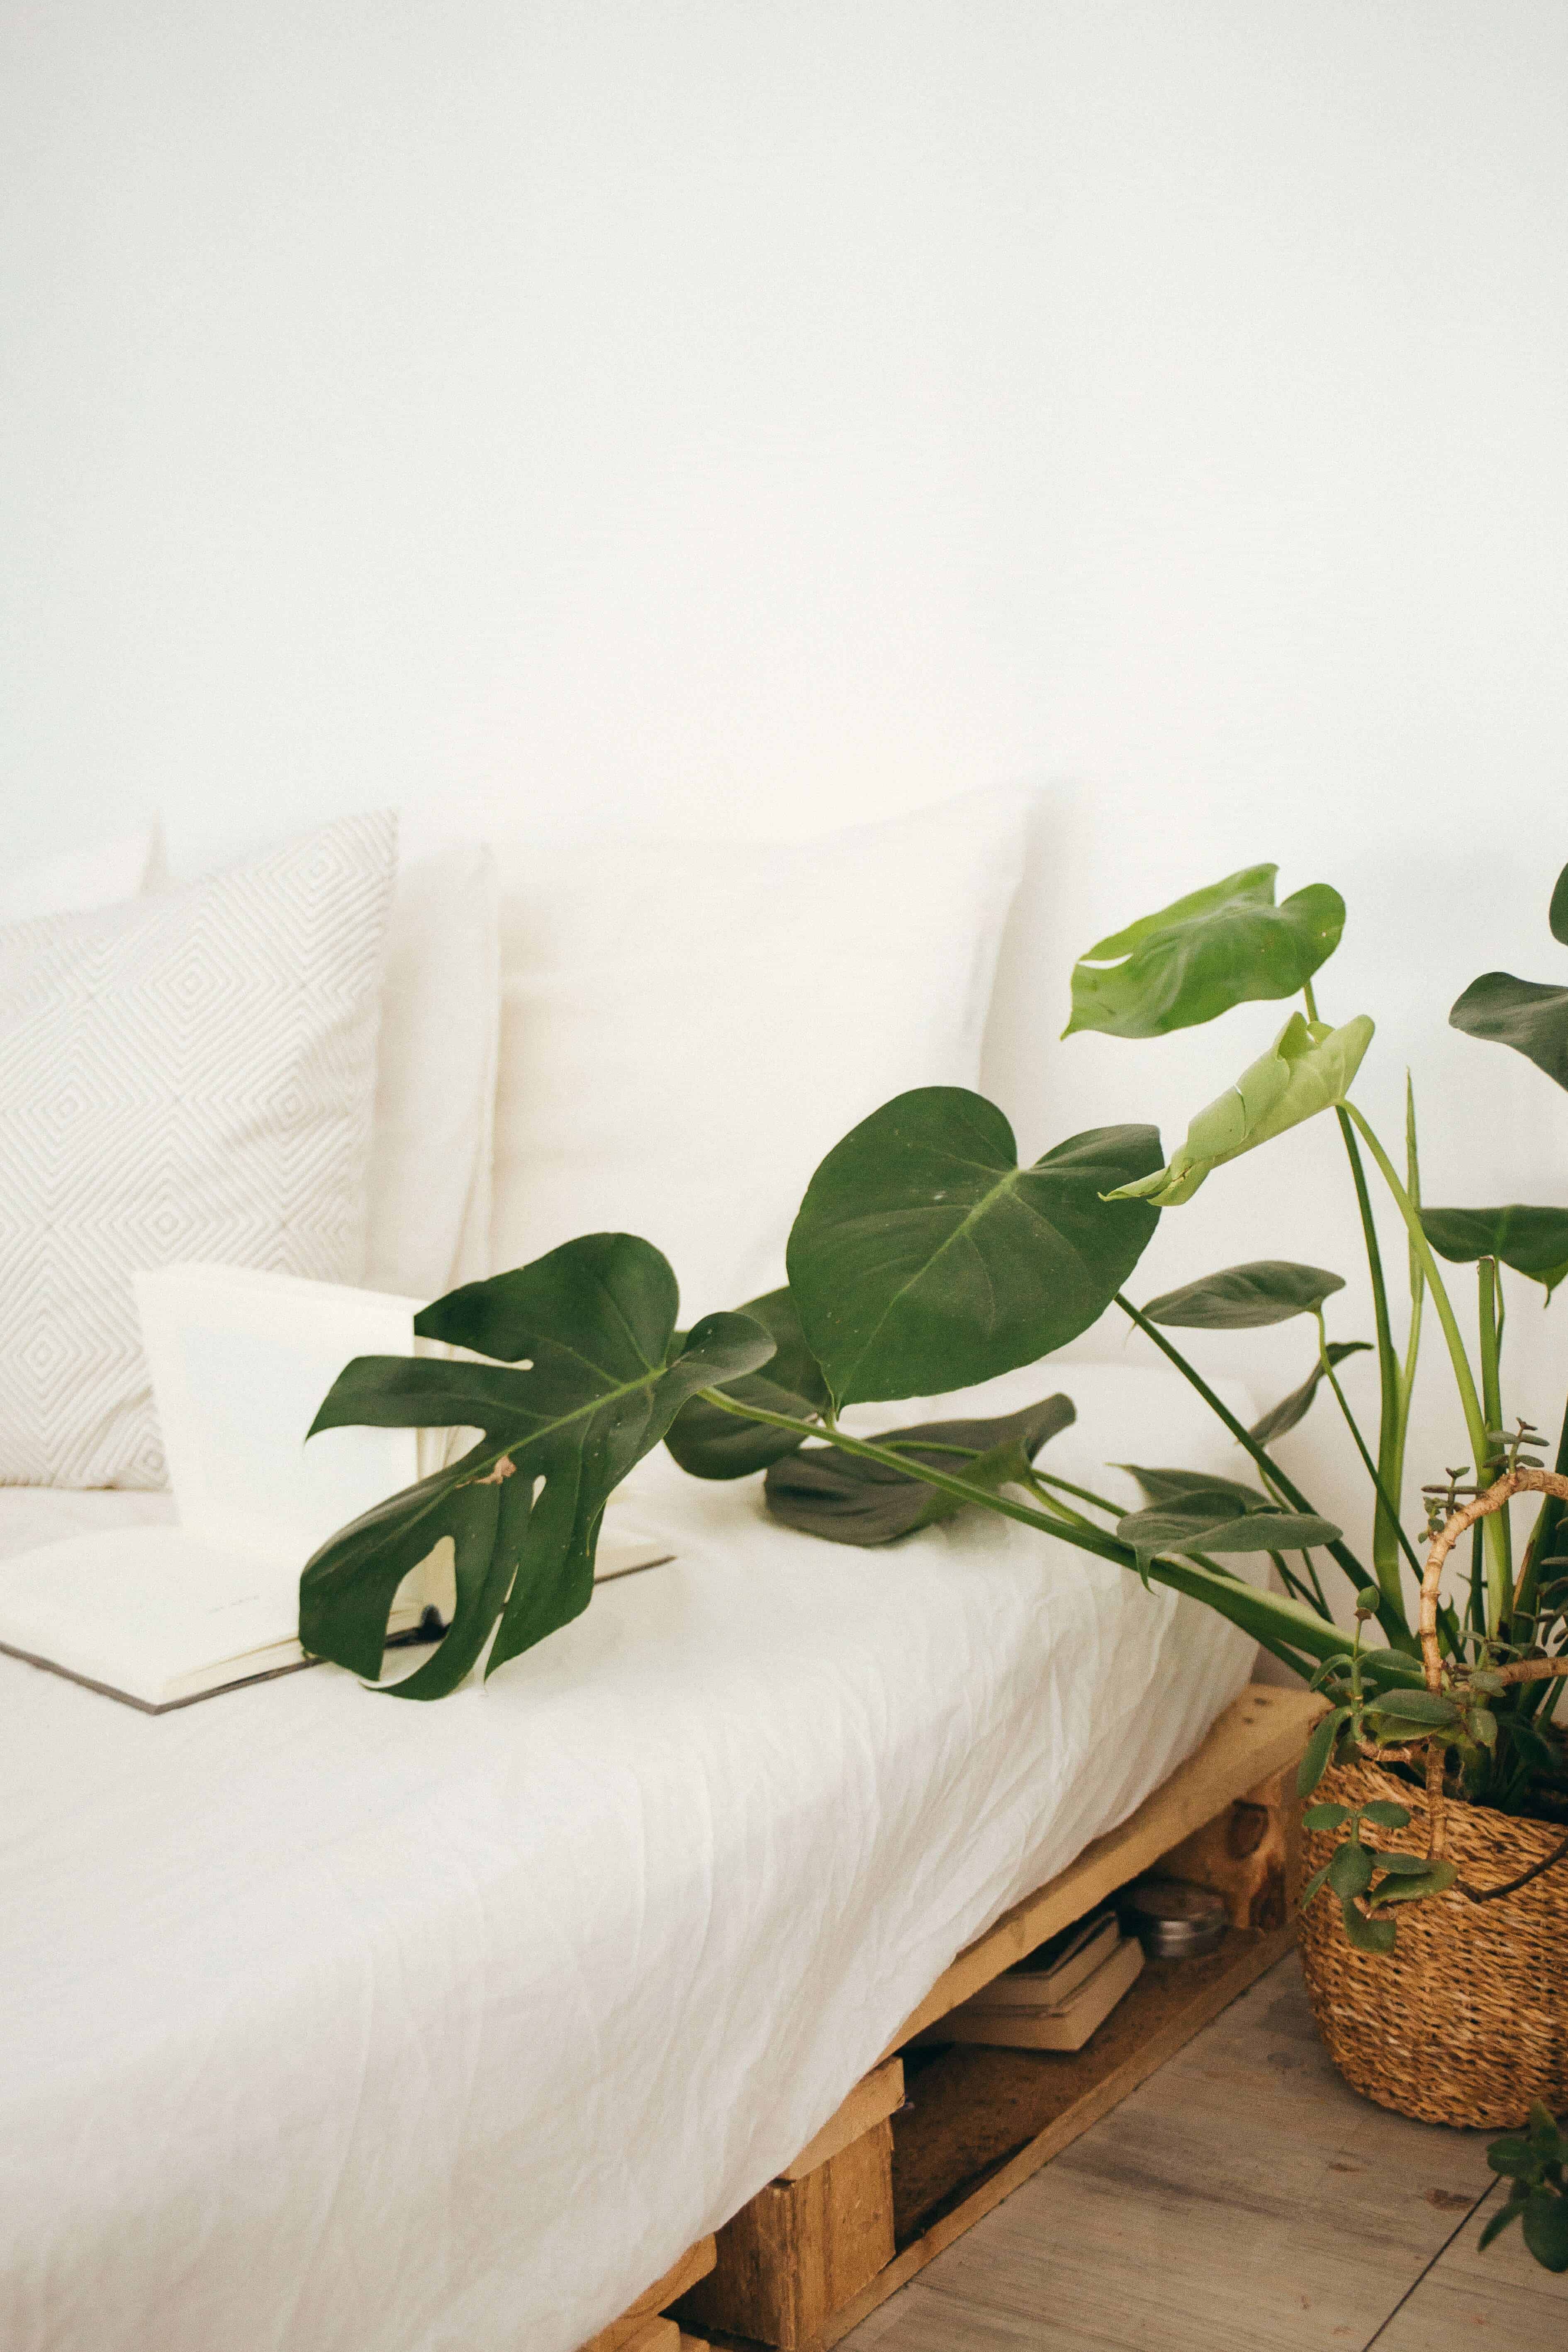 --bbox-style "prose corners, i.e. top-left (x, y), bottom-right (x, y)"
top-left (762, 1396), bottom-right (1075, 1547)
top-left (1487, 2136), bottom-right (1537, 2178)
top-left (1522, 2186), bottom-right (1568, 2272)
top-left (1478, 2192), bottom-right (1528, 2250)
top-left (1339, 1896), bottom-right (1398, 1955)
top-left (1141, 1260), bottom-right (1346, 1330)
top-left (1371, 1861), bottom-right (1457, 1904)
top-left (1469, 1669), bottom-right (1507, 1697)
top-left (1298, 1706), bottom-right (1351, 1796)
top-left (1421, 1204), bottom-right (1568, 1303)
top-left (1064, 864), bottom-right (1346, 1040)
top-left (1104, 1013), bottom-right (1376, 1210)
top-left (1303, 1802), bottom-right (1353, 1830)
top-left (1359, 1799), bottom-right (1412, 1829)
top-left (1471, 1706), bottom-right (1500, 1748)
top-left (1115, 1502), bottom-right (1341, 1570)
top-left (1366, 1687), bottom-right (1463, 1729)
top-left (1368, 1850), bottom-right (1434, 1876)
top-left (1298, 1859), bottom-right (1334, 1908)
top-left (1551, 861), bottom-right (1568, 947)
top-left (1451, 971), bottom-right (1568, 1094)
top-left (786, 1090), bottom-right (1163, 1407)
top-left (1115, 1465), bottom-right (1274, 1512)
top-left (1328, 1840), bottom-right (1376, 1898)
top-left (665, 1286), bottom-right (830, 1478)
top-left (1248, 1341), bottom-right (1375, 1445)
